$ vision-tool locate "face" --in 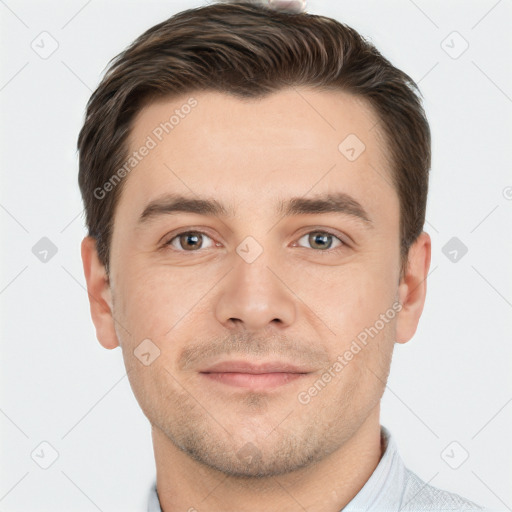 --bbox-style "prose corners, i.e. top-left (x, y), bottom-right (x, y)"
top-left (82, 87), bottom-right (430, 478)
